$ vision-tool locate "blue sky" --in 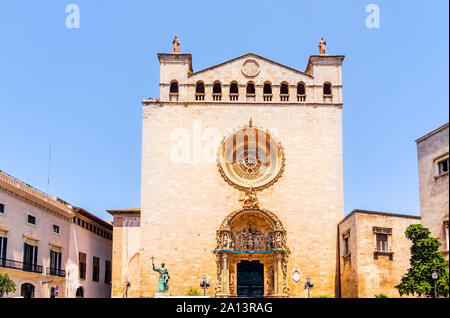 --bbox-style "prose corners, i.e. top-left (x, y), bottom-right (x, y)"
top-left (0, 1), bottom-right (448, 221)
